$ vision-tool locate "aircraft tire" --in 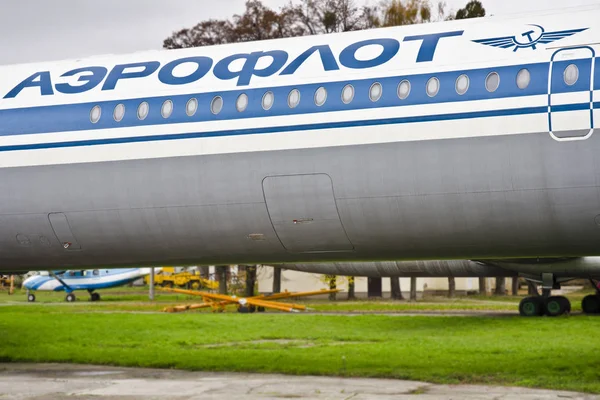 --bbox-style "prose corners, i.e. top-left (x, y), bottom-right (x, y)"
top-left (560, 296), bottom-right (572, 313)
top-left (544, 296), bottom-right (570, 317)
top-left (582, 294), bottom-right (600, 314)
top-left (91, 292), bottom-right (101, 302)
top-left (66, 293), bottom-right (76, 303)
top-left (519, 296), bottom-right (544, 317)
top-left (27, 293), bottom-right (35, 302)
